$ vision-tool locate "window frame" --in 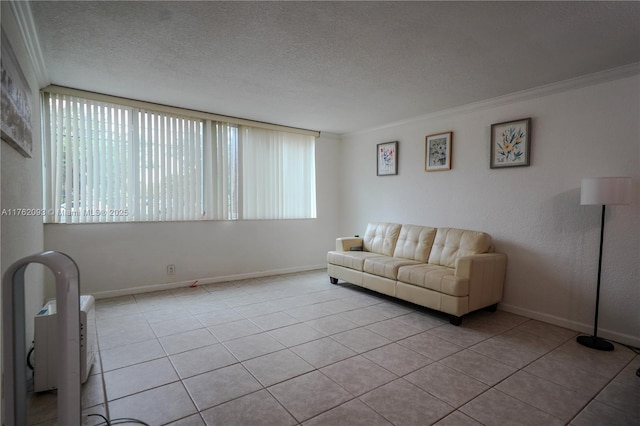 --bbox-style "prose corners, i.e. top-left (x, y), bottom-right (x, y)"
top-left (42, 87), bottom-right (319, 224)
